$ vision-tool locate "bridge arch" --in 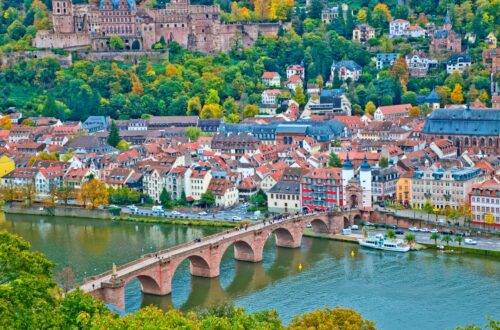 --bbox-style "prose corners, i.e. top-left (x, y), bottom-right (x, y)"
top-left (218, 239), bottom-right (260, 263)
top-left (266, 226), bottom-right (302, 248)
top-left (307, 218), bottom-right (329, 233)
